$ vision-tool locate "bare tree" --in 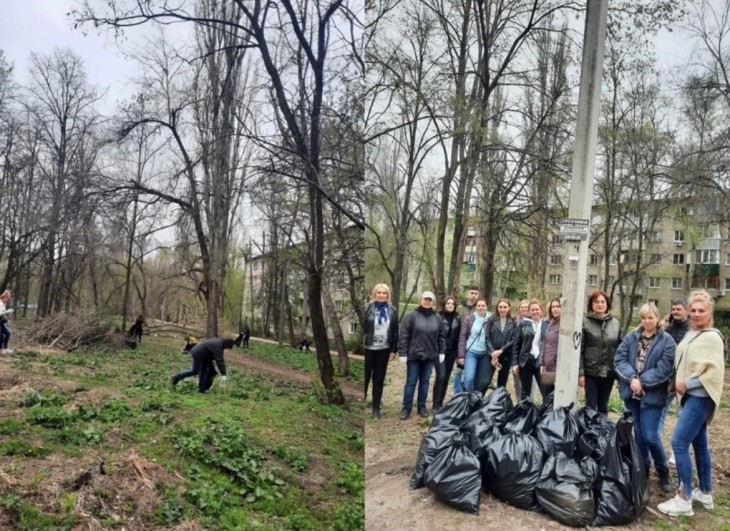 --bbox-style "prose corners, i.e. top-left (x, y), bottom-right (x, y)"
top-left (21, 48), bottom-right (102, 316)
